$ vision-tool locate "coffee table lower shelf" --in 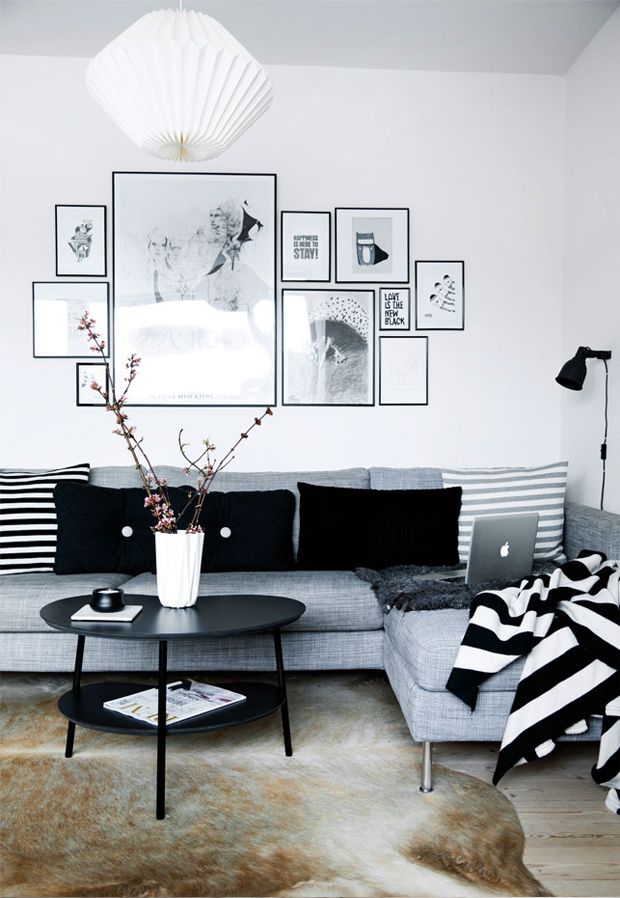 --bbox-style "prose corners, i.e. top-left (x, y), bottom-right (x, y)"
top-left (59, 681), bottom-right (284, 736)
top-left (40, 595), bottom-right (305, 820)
